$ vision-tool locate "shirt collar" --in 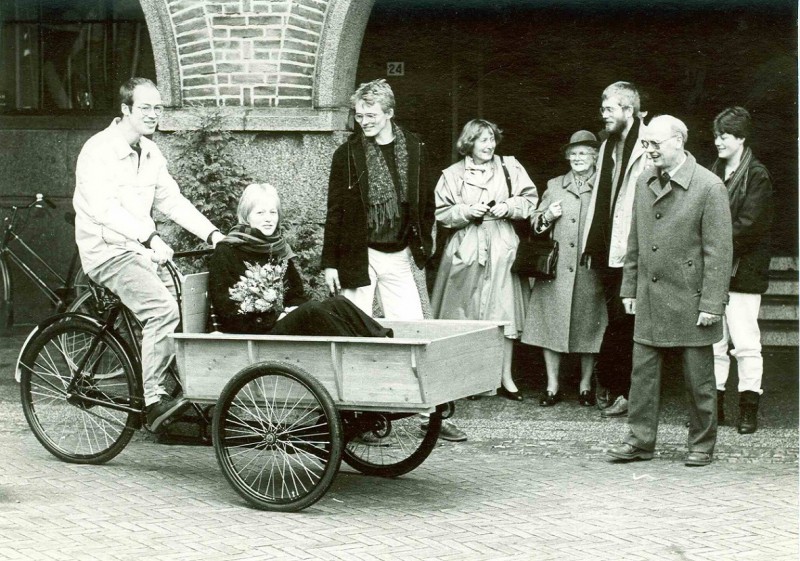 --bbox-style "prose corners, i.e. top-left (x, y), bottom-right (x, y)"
top-left (105, 118), bottom-right (154, 161)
